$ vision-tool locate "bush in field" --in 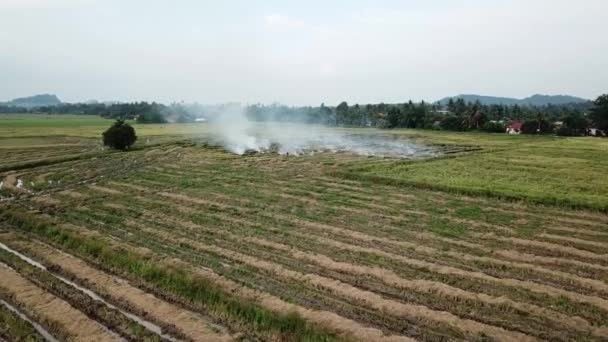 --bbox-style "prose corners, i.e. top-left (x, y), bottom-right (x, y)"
top-left (481, 121), bottom-right (505, 133)
top-left (102, 119), bottom-right (137, 150)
